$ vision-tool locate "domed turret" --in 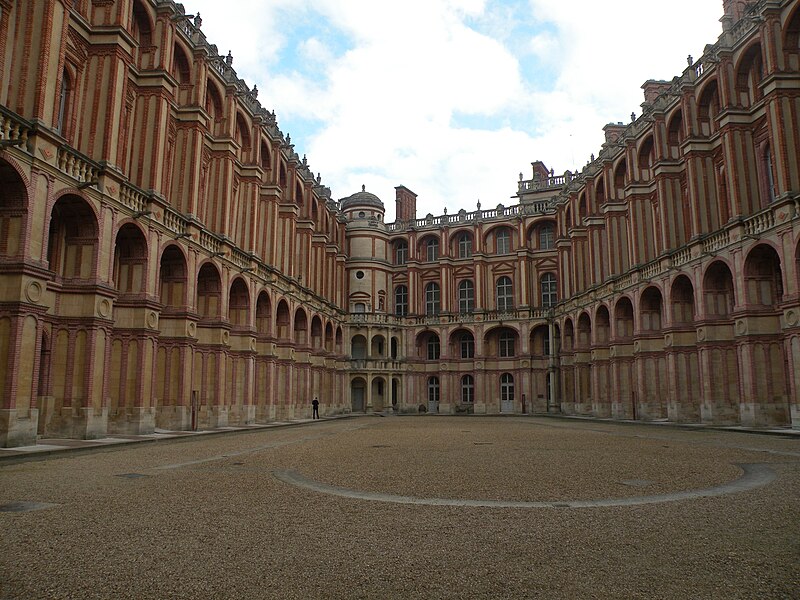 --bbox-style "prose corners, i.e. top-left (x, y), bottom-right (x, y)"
top-left (339, 185), bottom-right (385, 221)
